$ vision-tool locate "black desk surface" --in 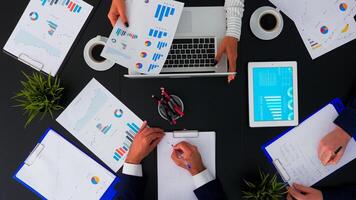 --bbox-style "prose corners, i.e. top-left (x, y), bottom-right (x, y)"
top-left (1, 0), bottom-right (356, 199)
